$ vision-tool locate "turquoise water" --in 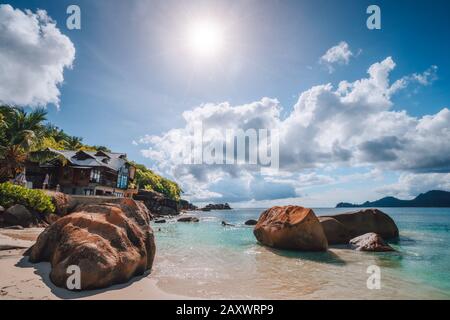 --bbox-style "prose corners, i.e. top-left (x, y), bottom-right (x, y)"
top-left (151, 208), bottom-right (450, 299)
